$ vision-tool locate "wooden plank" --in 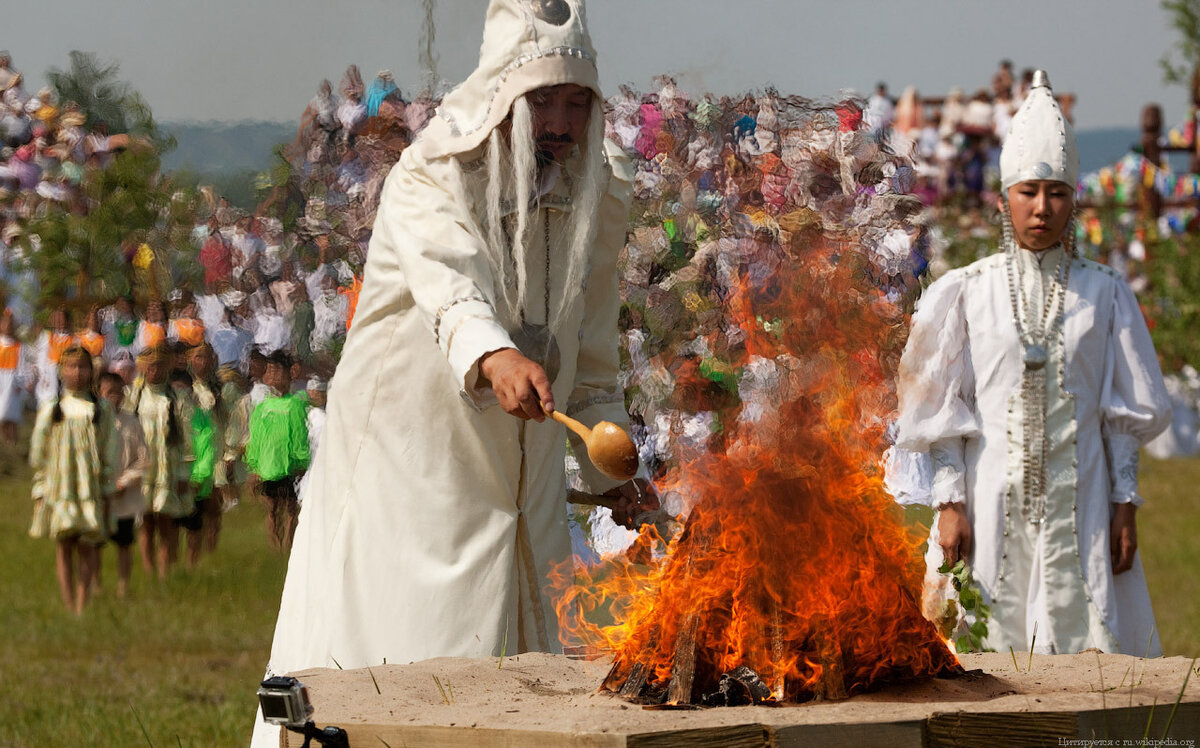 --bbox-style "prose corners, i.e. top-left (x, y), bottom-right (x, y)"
top-left (666, 614), bottom-right (699, 705)
top-left (286, 724), bottom-right (627, 748)
top-left (1074, 702), bottom-right (1200, 740)
top-left (926, 702), bottom-right (1200, 745)
top-left (628, 724), bottom-right (766, 748)
top-left (927, 711), bottom-right (1076, 747)
top-left (768, 721), bottom-right (924, 748)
